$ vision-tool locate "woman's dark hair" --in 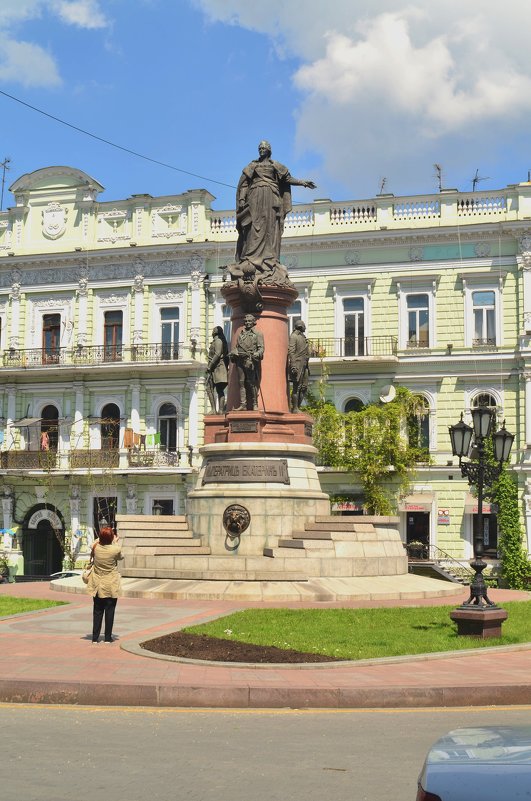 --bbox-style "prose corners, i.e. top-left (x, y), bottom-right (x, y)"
top-left (98, 526), bottom-right (115, 545)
